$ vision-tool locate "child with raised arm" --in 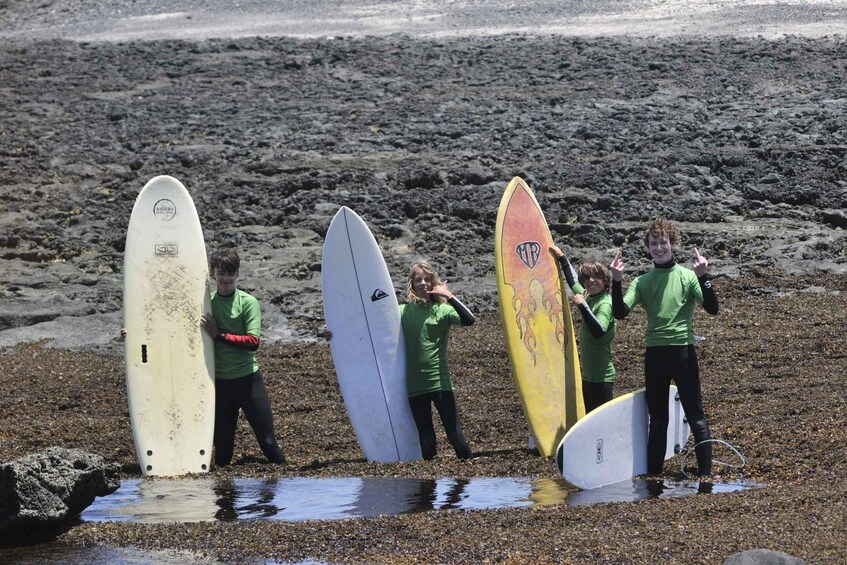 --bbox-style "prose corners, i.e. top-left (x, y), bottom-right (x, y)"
top-left (610, 218), bottom-right (719, 477)
top-left (401, 260), bottom-right (475, 460)
top-left (200, 248), bottom-right (286, 467)
top-left (550, 246), bottom-right (616, 413)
